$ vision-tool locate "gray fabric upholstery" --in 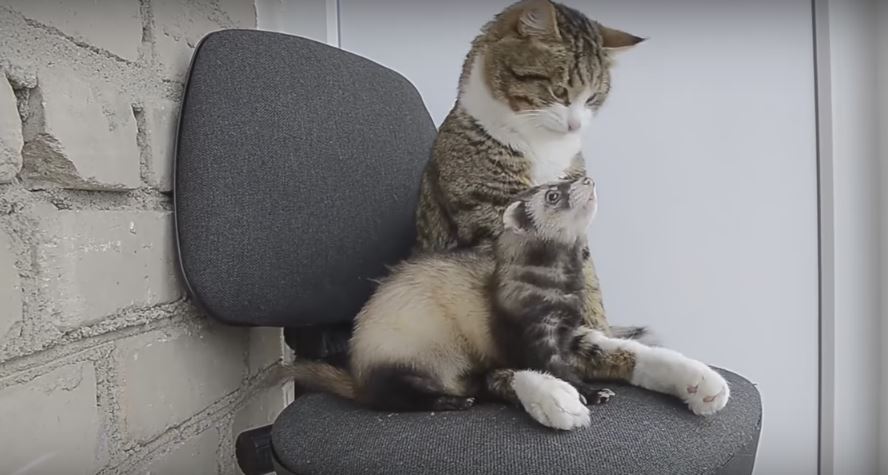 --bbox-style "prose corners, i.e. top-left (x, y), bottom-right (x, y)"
top-left (272, 369), bottom-right (761, 475)
top-left (174, 30), bottom-right (435, 327)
